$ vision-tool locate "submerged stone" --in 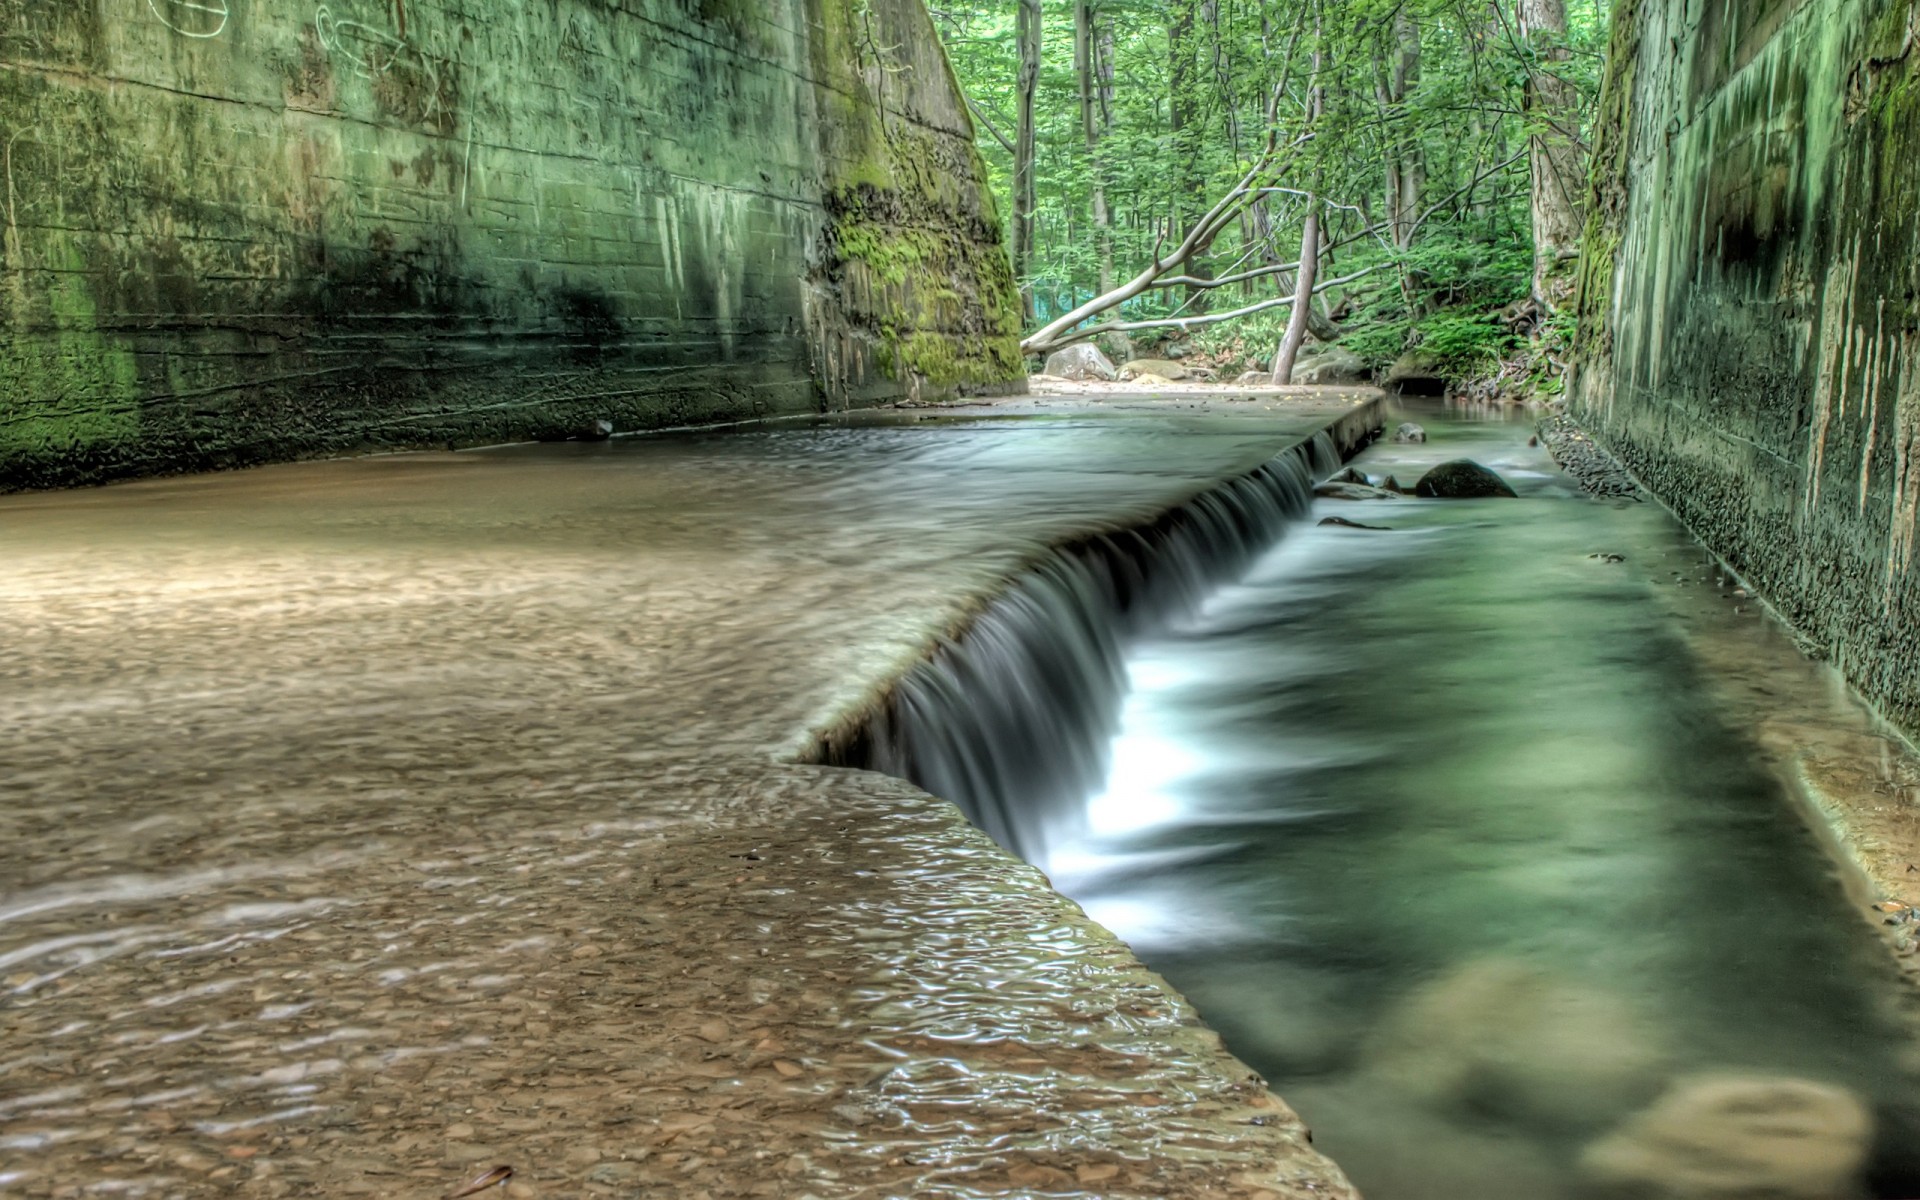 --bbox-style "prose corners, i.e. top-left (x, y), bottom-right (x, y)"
top-left (1392, 422), bottom-right (1428, 443)
top-left (1319, 516), bottom-right (1391, 530)
top-left (1414, 459), bottom-right (1517, 498)
top-left (1361, 959), bottom-right (1668, 1134)
top-left (1576, 1074), bottom-right (1872, 1200)
top-left (1314, 482), bottom-right (1402, 500)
